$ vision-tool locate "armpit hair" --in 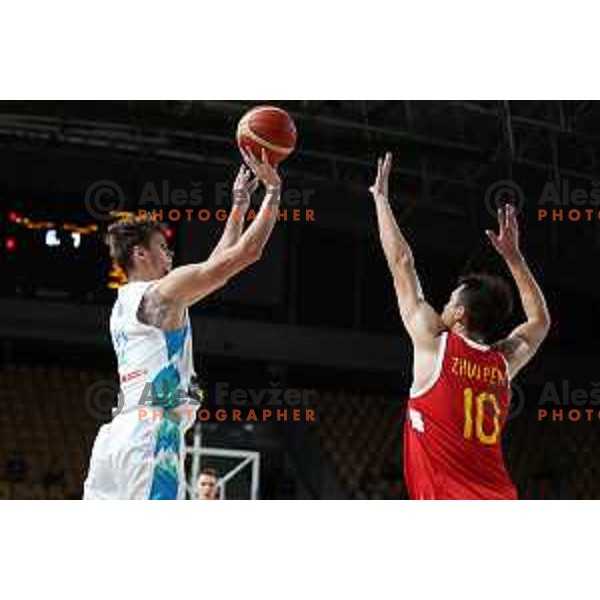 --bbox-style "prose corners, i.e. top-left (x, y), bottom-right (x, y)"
top-left (492, 335), bottom-right (525, 359)
top-left (137, 285), bottom-right (170, 328)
